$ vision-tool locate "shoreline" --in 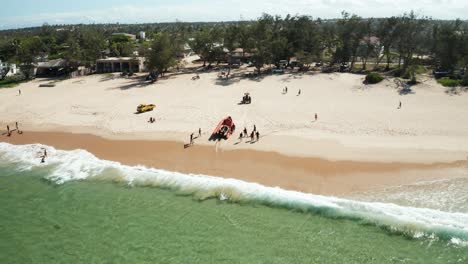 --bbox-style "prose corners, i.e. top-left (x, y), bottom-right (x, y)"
top-left (2, 130), bottom-right (466, 196)
top-left (3, 122), bottom-right (467, 164)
